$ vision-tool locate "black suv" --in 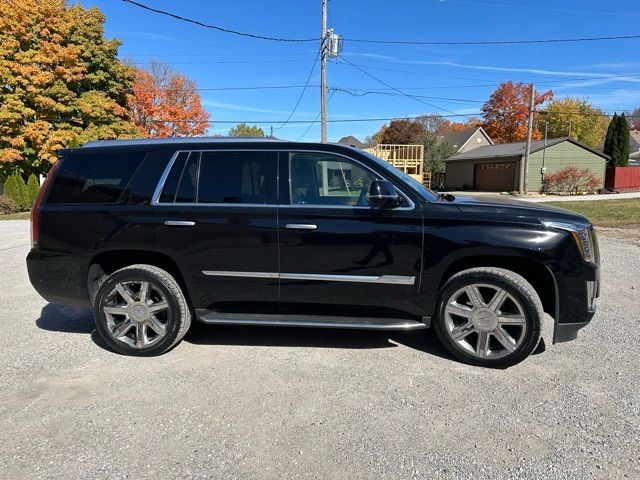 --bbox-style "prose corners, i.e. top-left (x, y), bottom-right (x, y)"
top-left (27, 138), bottom-right (600, 367)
